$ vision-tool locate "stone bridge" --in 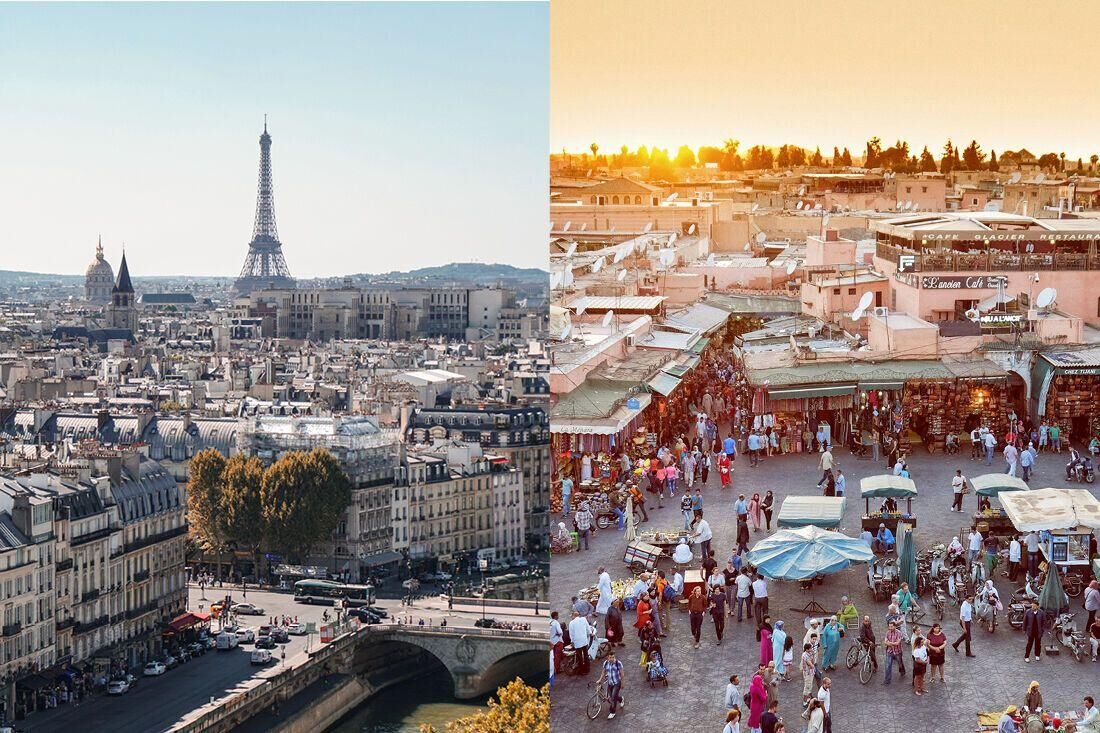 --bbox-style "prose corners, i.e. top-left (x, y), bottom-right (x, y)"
top-left (351, 625), bottom-right (547, 699)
